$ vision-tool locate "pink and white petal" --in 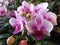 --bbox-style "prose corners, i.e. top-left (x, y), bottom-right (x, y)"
top-left (42, 19), bottom-right (53, 33)
top-left (9, 18), bottom-right (23, 34)
top-left (19, 20), bottom-right (24, 32)
top-left (3, 5), bottom-right (7, 12)
top-left (47, 12), bottom-right (57, 25)
top-left (13, 24), bottom-right (21, 34)
top-left (9, 18), bottom-right (17, 27)
top-left (15, 11), bottom-right (23, 30)
top-left (4, 1), bottom-right (9, 6)
top-left (15, 11), bottom-right (22, 21)
top-left (39, 9), bottom-right (49, 14)
top-left (22, 1), bottom-right (27, 6)
top-left (30, 4), bottom-right (35, 12)
top-left (36, 3), bottom-right (48, 10)
top-left (35, 14), bottom-right (43, 29)
top-left (25, 24), bottom-right (33, 33)
top-left (17, 6), bottom-right (23, 13)
top-left (30, 4), bottom-right (36, 16)
top-left (26, 20), bottom-right (37, 33)
top-left (22, 1), bottom-right (29, 7)
top-left (43, 30), bottom-right (50, 36)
